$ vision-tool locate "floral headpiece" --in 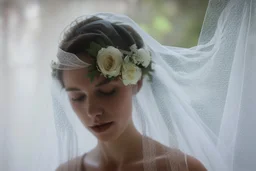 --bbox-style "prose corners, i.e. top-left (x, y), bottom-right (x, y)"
top-left (86, 41), bottom-right (154, 86)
